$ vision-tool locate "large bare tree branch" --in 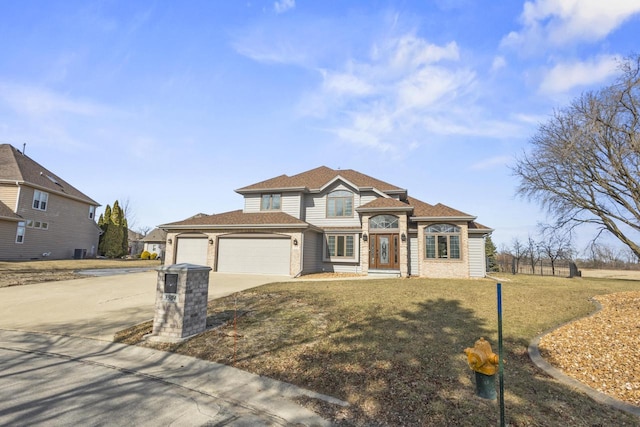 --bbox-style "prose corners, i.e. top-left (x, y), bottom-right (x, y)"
top-left (514, 54), bottom-right (640, 258)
